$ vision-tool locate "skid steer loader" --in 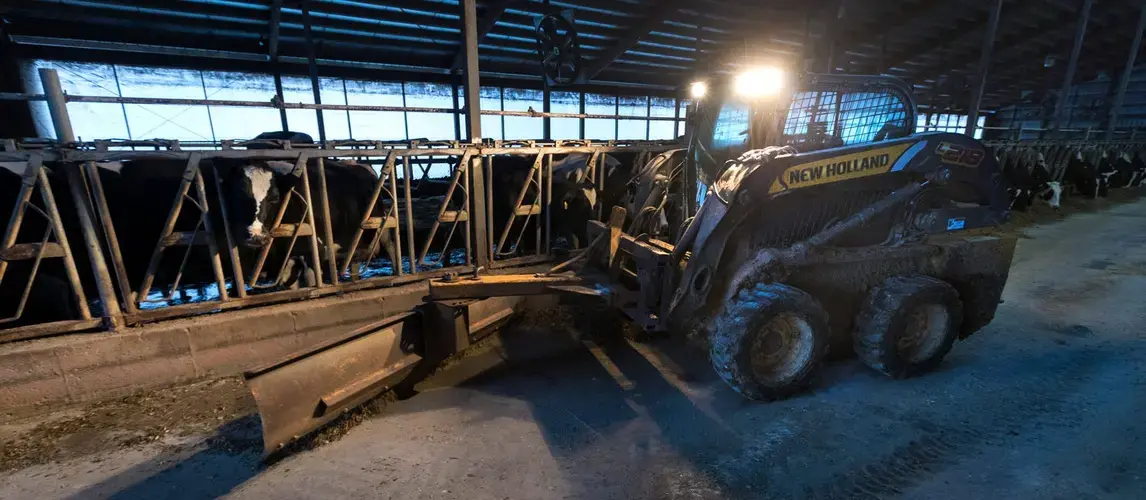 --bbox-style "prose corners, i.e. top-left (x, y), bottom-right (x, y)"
top-left (245, 72), bottom-right (1016, 454)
